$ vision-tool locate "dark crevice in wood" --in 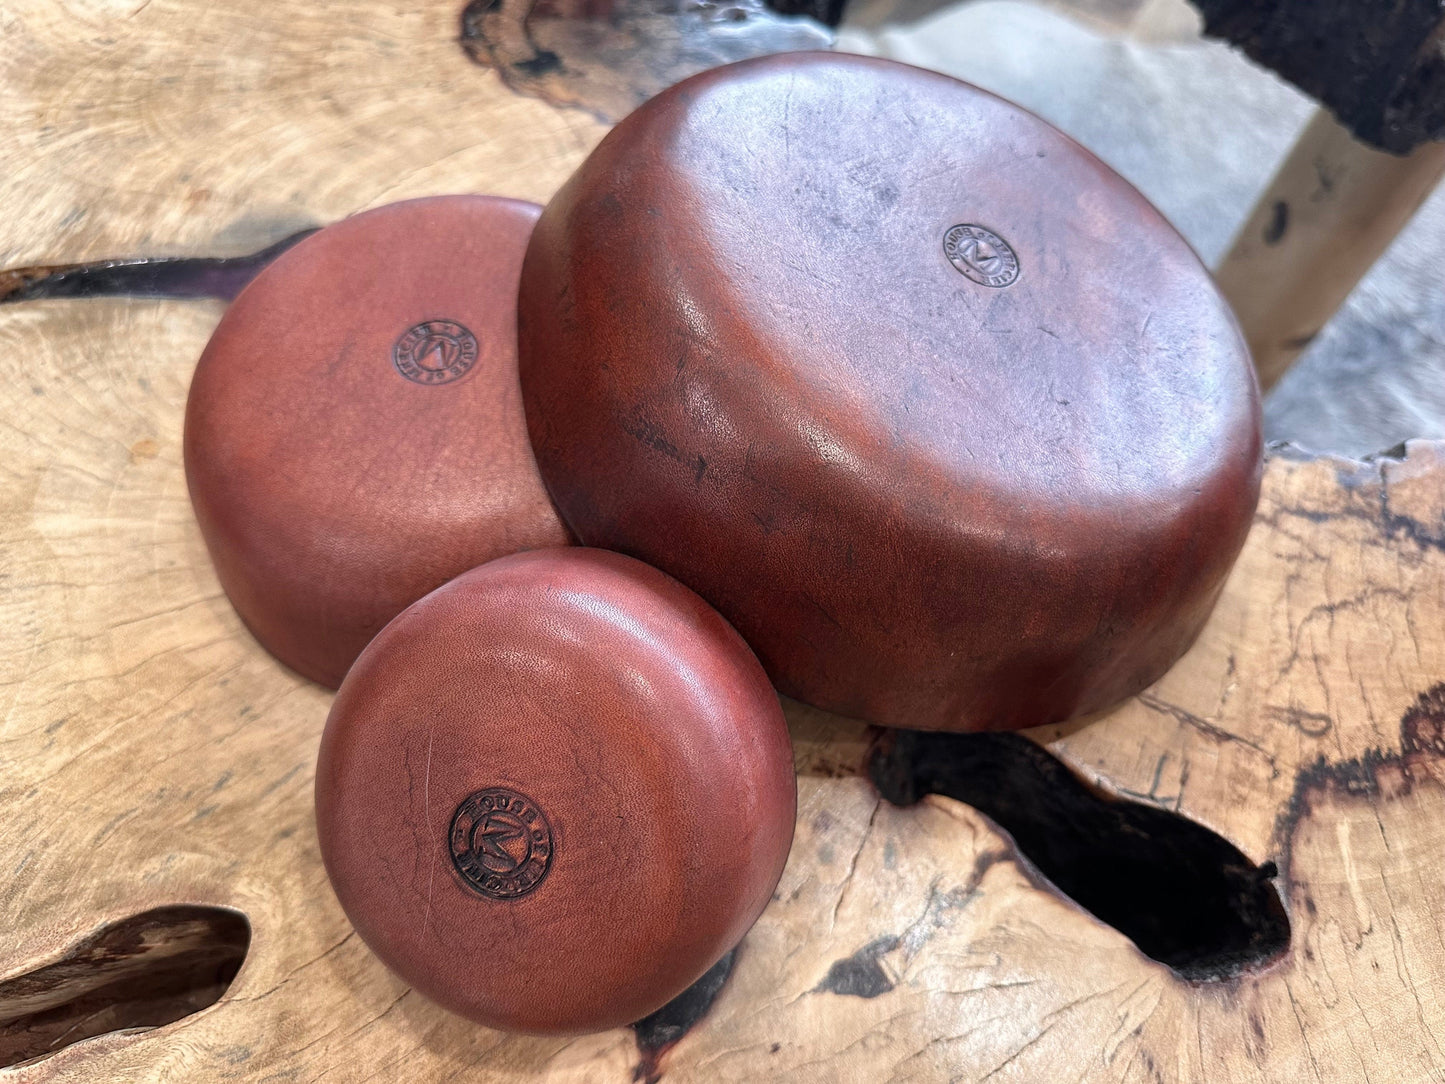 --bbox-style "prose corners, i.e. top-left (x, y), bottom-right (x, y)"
top-left (0, 230), bottom-right (317, 305)
top-left (631, 947), bottom-right (736, 1083)
top-left (868, 731), bottom-right (1291, 982)
top-left (1262, 199), bottom-right (1289, 245)
top-left (0, 905), bottom-right (250, 1069)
